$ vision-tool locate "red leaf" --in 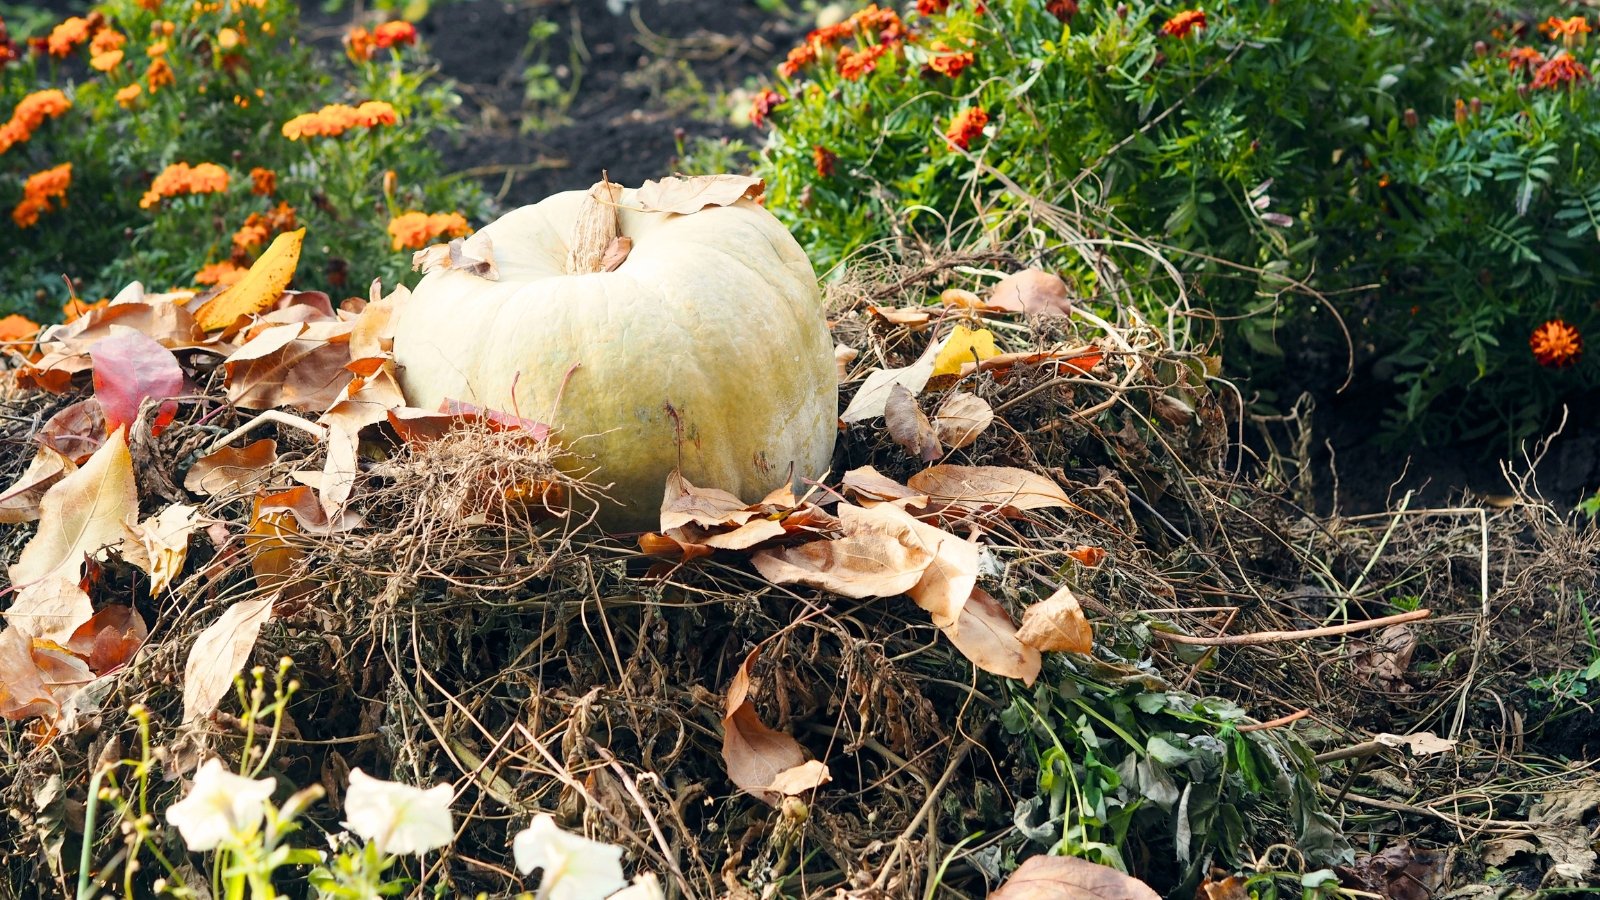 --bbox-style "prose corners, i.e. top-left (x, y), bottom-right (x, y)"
top-left (90, 327), bottom-right (185, 434)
